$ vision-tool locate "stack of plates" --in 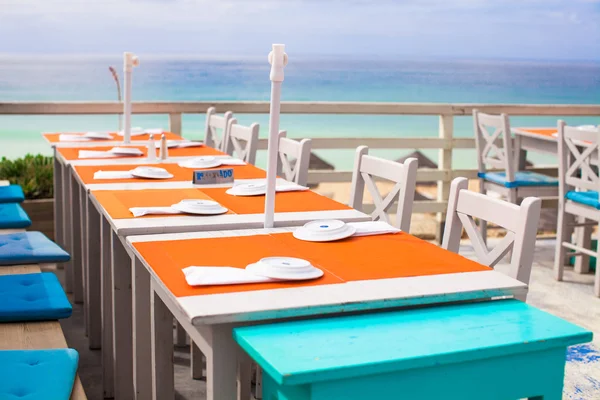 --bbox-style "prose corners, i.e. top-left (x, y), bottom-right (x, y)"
top-left (171, 199), bottom-right (228, 215)
top-left (179, 156), bottom-right (222, 169)
top-left (109, 147), bottom-right (144, 156)
top-left (130, 166), bottom-right (173, 179)
top-left (293, 220), bottom-right (356, 242)
top-left (246, 257), bottom-right (323, 280)
top-left (226, 182), bottom-right (267, 196)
